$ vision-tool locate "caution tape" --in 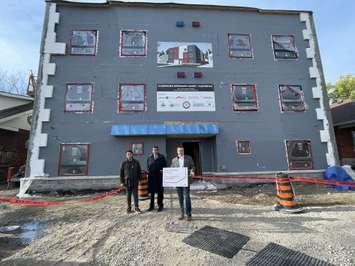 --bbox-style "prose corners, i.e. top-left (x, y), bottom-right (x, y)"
top-left (193, 175), bottom-right (355, 188)
top-left (0, 187), bottom-right (123, 206)
top-left (1, 174), bottom-right (355, 207)
top-left (290, 176), bottom-right (355, 187)
top-left (193, 175), bottom-right (275, 181)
